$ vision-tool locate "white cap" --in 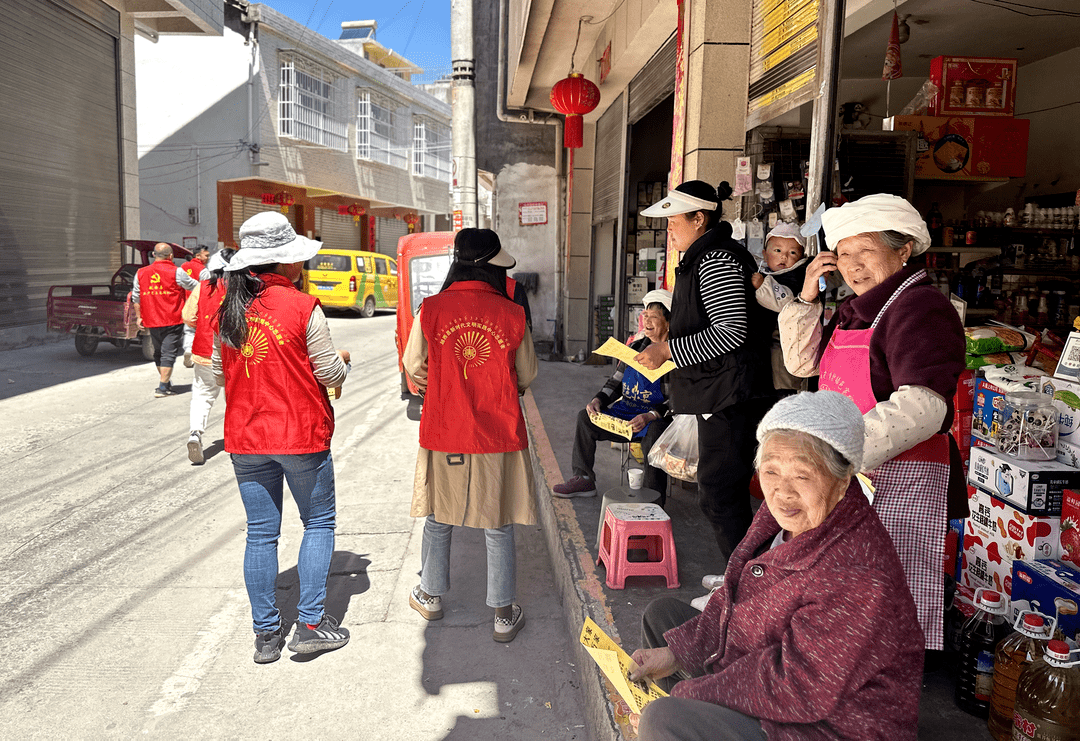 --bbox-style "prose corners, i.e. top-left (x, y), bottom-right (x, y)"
top-left (641, 189), bottom-right (718, 218)
top-left (820, 193), bottom-right (931, 256)
top-left (766, 221), bottom-right (807, 248)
